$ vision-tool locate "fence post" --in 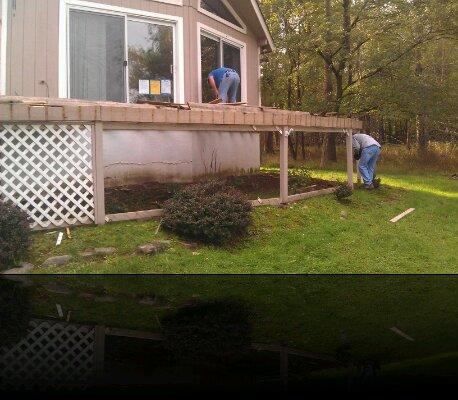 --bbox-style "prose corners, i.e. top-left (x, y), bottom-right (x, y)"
top-left (280, 348), bottom-right (289, 392)
top-left (279, 127), bottom-right (289, 203)
top-left (92, 122), bottom-right (105, 225)
top-left (345, 130), bottom-right (354, 189)
top-left (94, 325), bottom-right (105, 380)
